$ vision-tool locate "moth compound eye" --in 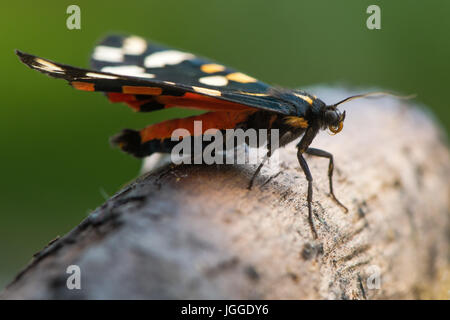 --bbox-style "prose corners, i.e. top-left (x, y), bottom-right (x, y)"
top-left (324, 110), bottom-right (338, 125)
